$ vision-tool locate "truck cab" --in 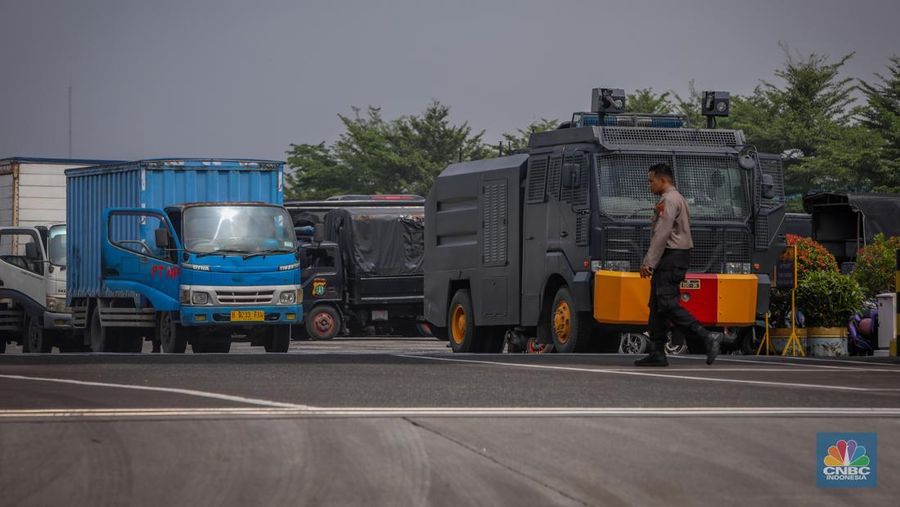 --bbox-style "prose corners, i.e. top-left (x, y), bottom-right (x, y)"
top-left (0, 224), bottom-right (75, 353)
